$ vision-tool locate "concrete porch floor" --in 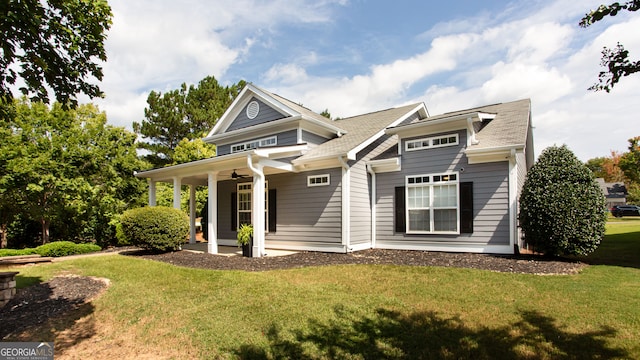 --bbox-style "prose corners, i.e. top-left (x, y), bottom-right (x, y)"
top-left (181, 242), bottom-right (297, 257)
